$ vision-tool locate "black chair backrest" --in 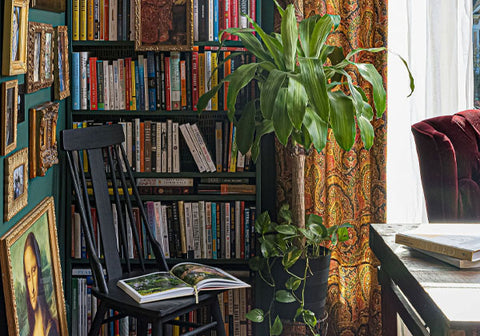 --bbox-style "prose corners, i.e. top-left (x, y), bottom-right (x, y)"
top-left (61, 124), bottom-right (169, 294)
